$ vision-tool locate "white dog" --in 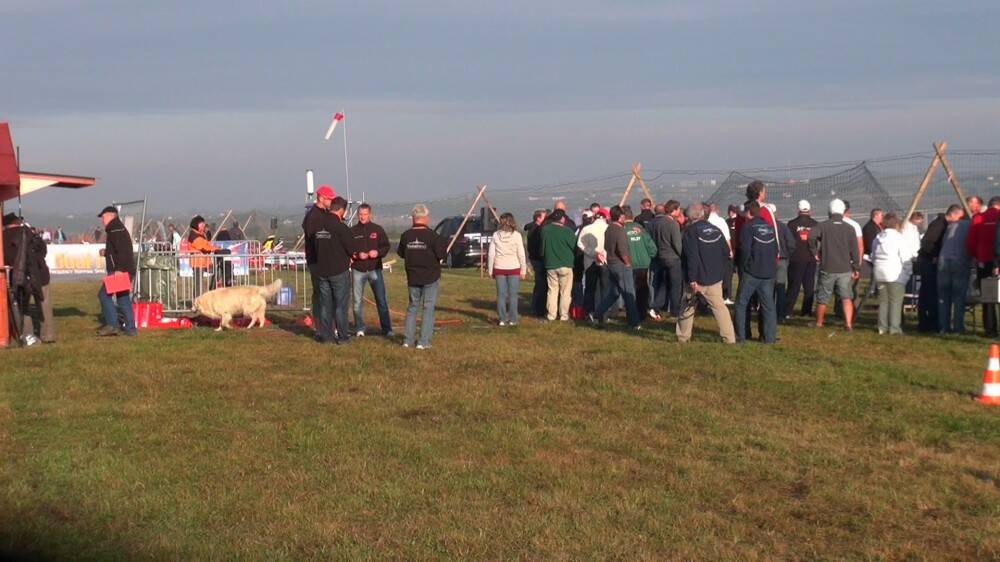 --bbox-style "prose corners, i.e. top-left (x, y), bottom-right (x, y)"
top-left (193, 280), bottom-right (282, 331)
